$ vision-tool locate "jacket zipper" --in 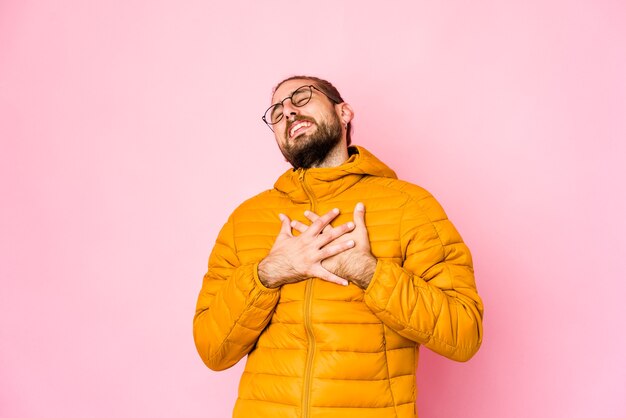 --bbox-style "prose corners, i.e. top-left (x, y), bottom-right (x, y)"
top-left (303, 280), bottom-right (315, 418)
top-left (299, 169), bottom-right (316, 418)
